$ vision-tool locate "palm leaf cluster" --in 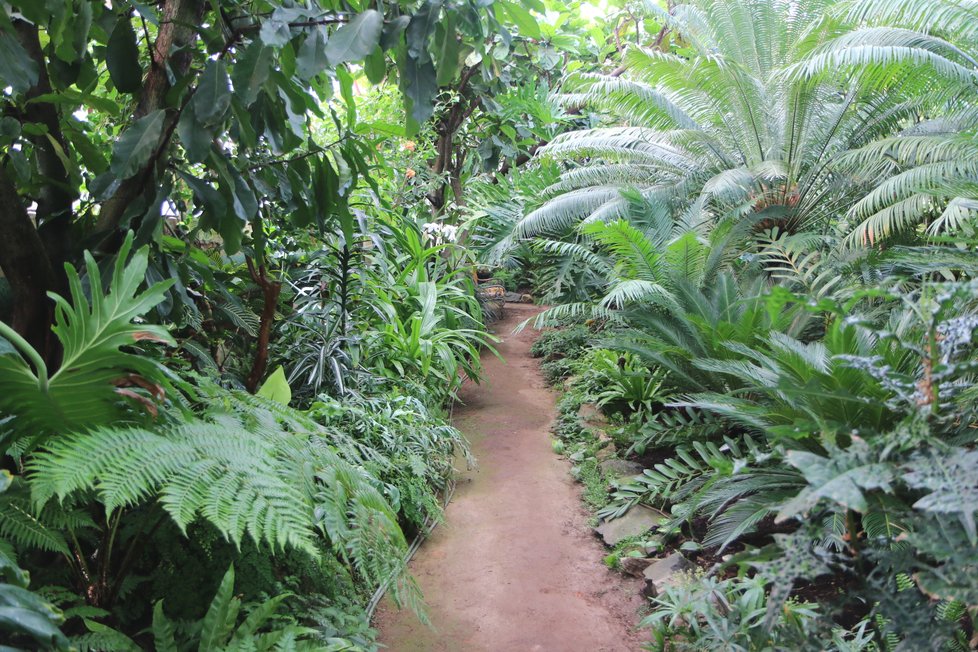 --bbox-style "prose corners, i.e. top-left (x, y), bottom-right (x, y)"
top-left (503, 0), bottom-right (978, 257)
